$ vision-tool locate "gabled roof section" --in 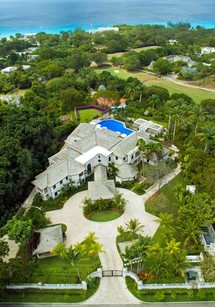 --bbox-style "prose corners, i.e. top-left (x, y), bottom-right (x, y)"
top-left (111, 133), bottom-right (138, 158)
top-left (32, 159), bottom-right (84, 189)
top-left (33, 225), bottom-right (63, 255)
top-left (88, 180), bottom-right (116, 201)
top-left (75, 146), bottom-right (111, 165)
top-left (94, 165), bottom-right (108, 182)
top-left (96, 128), bottom-right (121, 150)
top-left (117, 164), bottom-right (138, 179)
